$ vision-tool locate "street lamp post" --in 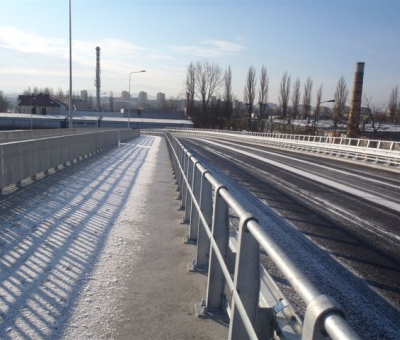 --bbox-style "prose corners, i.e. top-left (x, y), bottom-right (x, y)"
top-left (69, 0), bottom-right (73, 129)
top-left (314, 99), bottom-right (335, 135)
top-left (128, 70), bottom-right (146, 129)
